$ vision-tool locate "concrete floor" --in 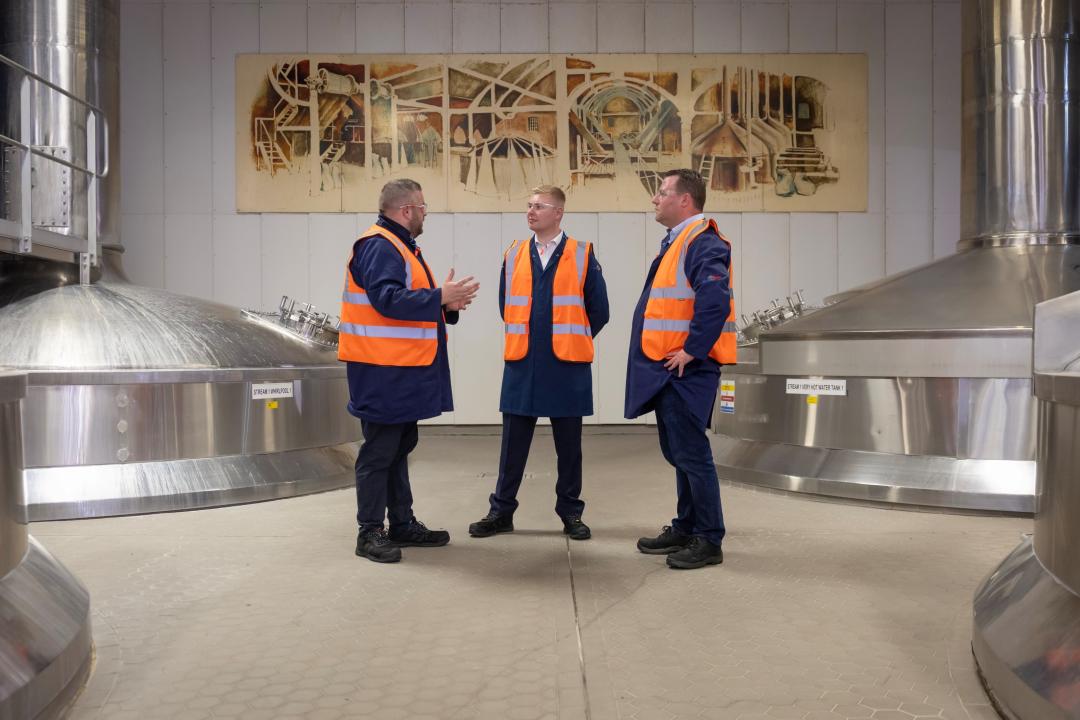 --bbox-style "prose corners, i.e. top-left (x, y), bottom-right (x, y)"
top-left (36, 431), bottom-right (1028, 720)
